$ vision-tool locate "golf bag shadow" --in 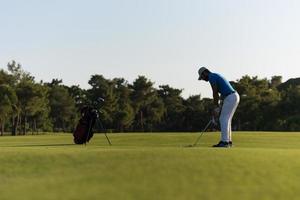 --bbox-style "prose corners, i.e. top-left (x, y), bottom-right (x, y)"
top-left (73, 106), bottom-right (98, 144)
